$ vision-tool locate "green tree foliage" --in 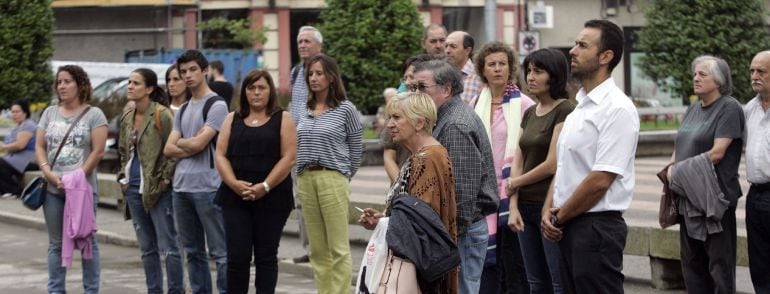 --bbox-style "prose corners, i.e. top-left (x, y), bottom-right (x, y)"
top-left (319, 0), bottom-right (424, 114)
top-left (637, 0), bottom-right (770, 103)
top-left (198, 17), bottom-right (267, 49)
top-left (0, 0), bottom-right (54, 105)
